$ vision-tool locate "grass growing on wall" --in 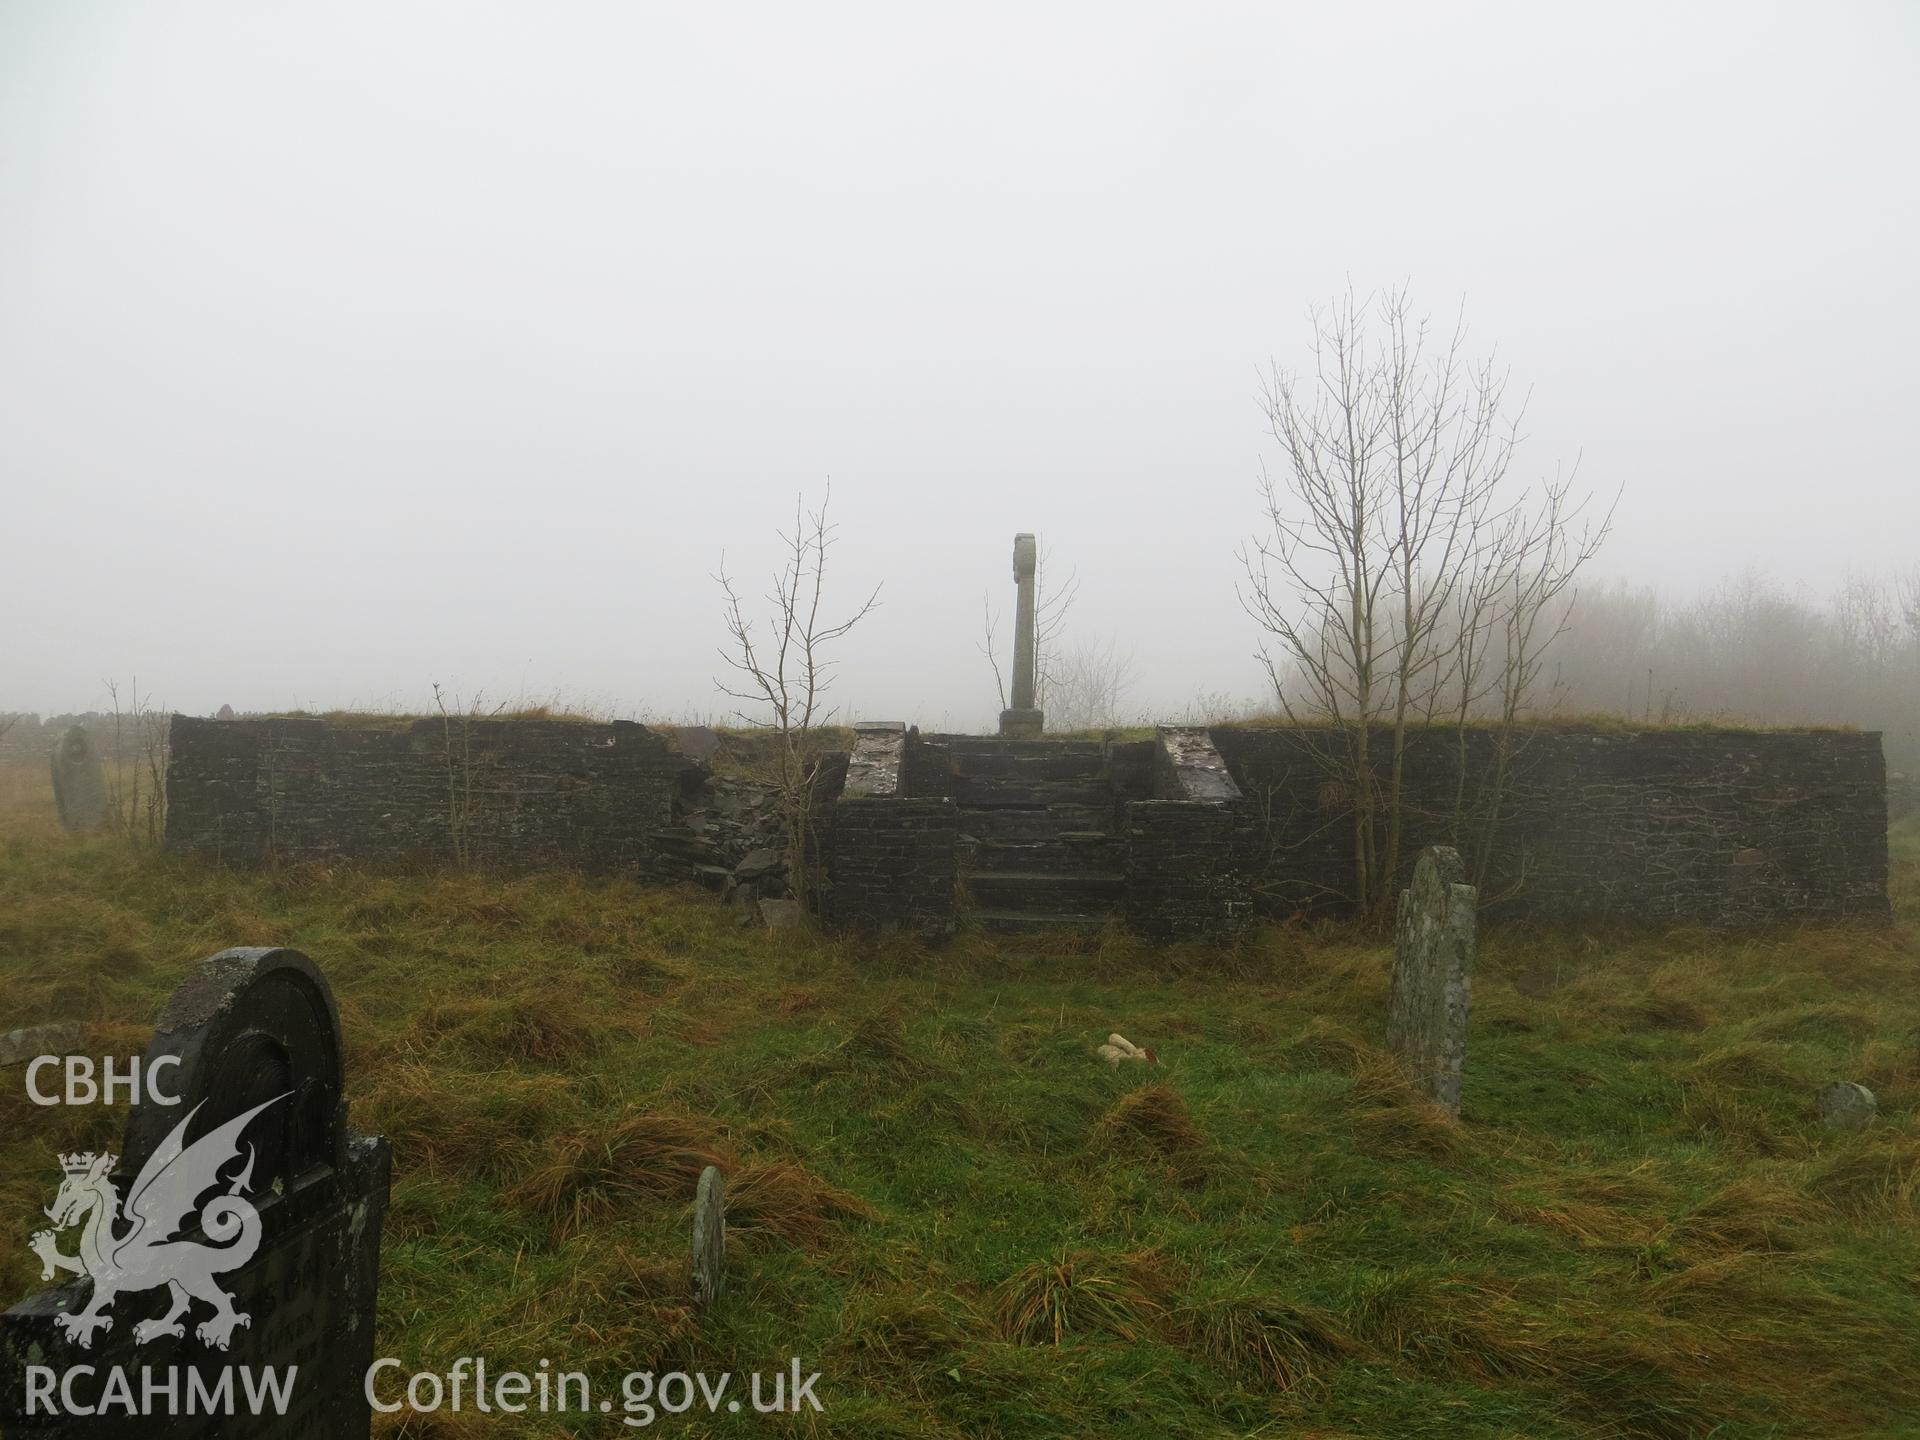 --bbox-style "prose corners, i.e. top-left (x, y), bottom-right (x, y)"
top-left (1, 760), bottom-right (1917, 1438)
